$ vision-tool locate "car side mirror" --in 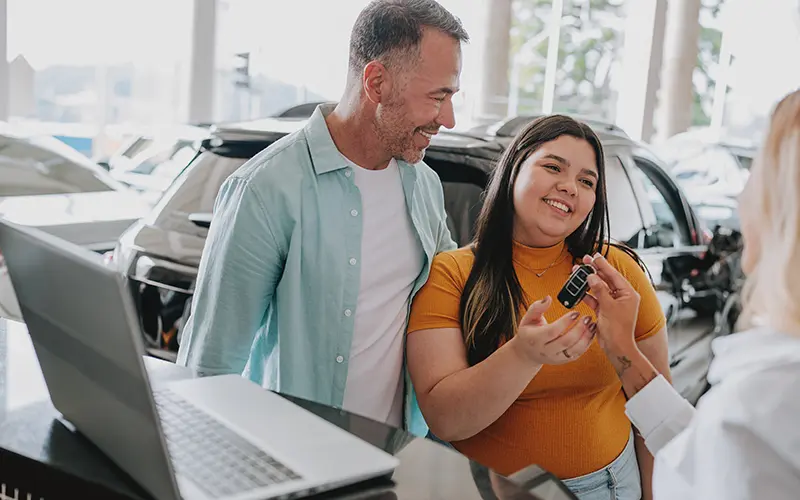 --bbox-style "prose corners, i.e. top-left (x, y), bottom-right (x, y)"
top-left (188, 212), bottom-right (212, 229)
top-left (708, 224), bottom-right (742, 255)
